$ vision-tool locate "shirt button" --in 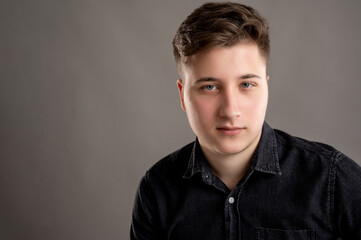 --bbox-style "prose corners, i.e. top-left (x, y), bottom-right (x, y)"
top-left (228, 197), bottom-right (235, 204)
